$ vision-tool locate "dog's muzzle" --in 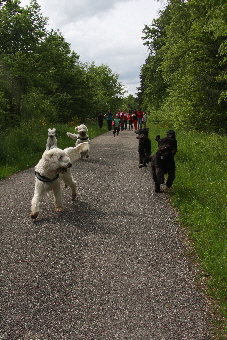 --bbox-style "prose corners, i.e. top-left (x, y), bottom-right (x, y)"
top-left (58, 163), bottom-right (72, 173)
